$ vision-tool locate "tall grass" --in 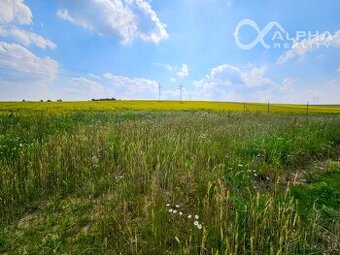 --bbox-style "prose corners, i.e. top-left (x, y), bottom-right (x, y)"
top-left (0, 111), bottom-right (339, 254)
